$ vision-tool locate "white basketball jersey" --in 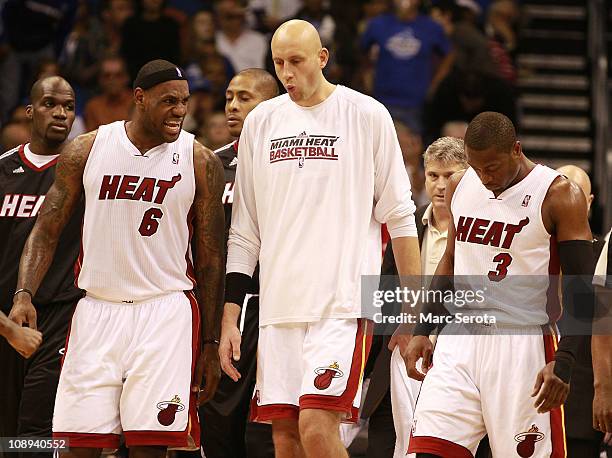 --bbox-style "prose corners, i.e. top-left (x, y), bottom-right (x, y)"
top-left (77, 121), bottom-right (196, 302)
top-left (451, 164), bottom-right (561, 325)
